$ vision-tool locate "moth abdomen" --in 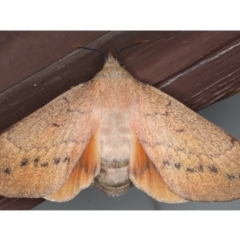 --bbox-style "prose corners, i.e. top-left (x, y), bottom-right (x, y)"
top-left (94, 159), bottom-right (132, 196)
